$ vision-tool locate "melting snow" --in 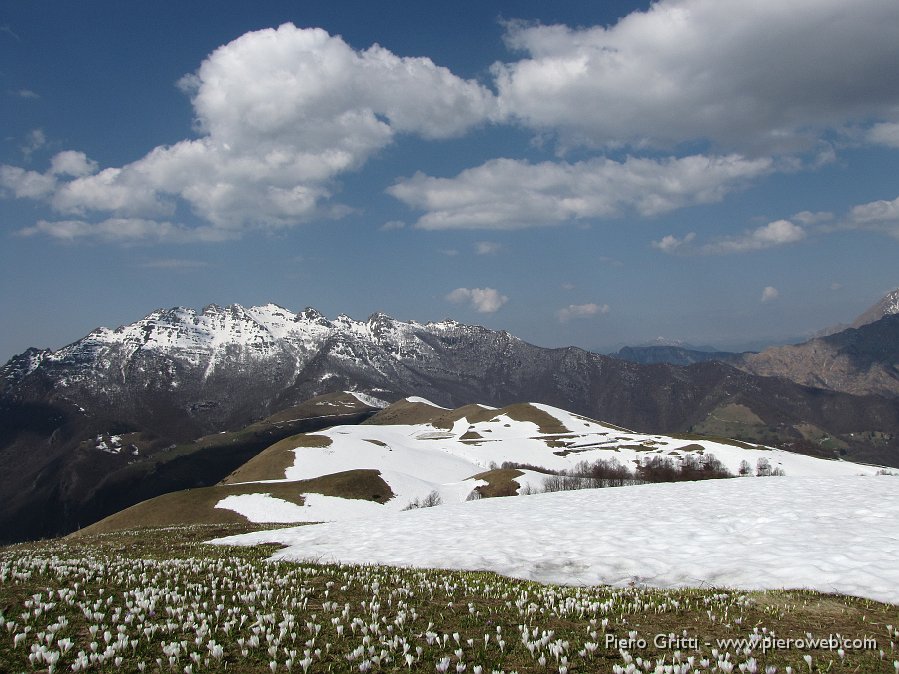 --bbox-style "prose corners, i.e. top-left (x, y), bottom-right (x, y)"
top-left (218, 401), bottom-right (888, 525)
top-left (347, 391), bottom-right (390, 409)
top-left (214, 475), bottom-right (899, 604)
